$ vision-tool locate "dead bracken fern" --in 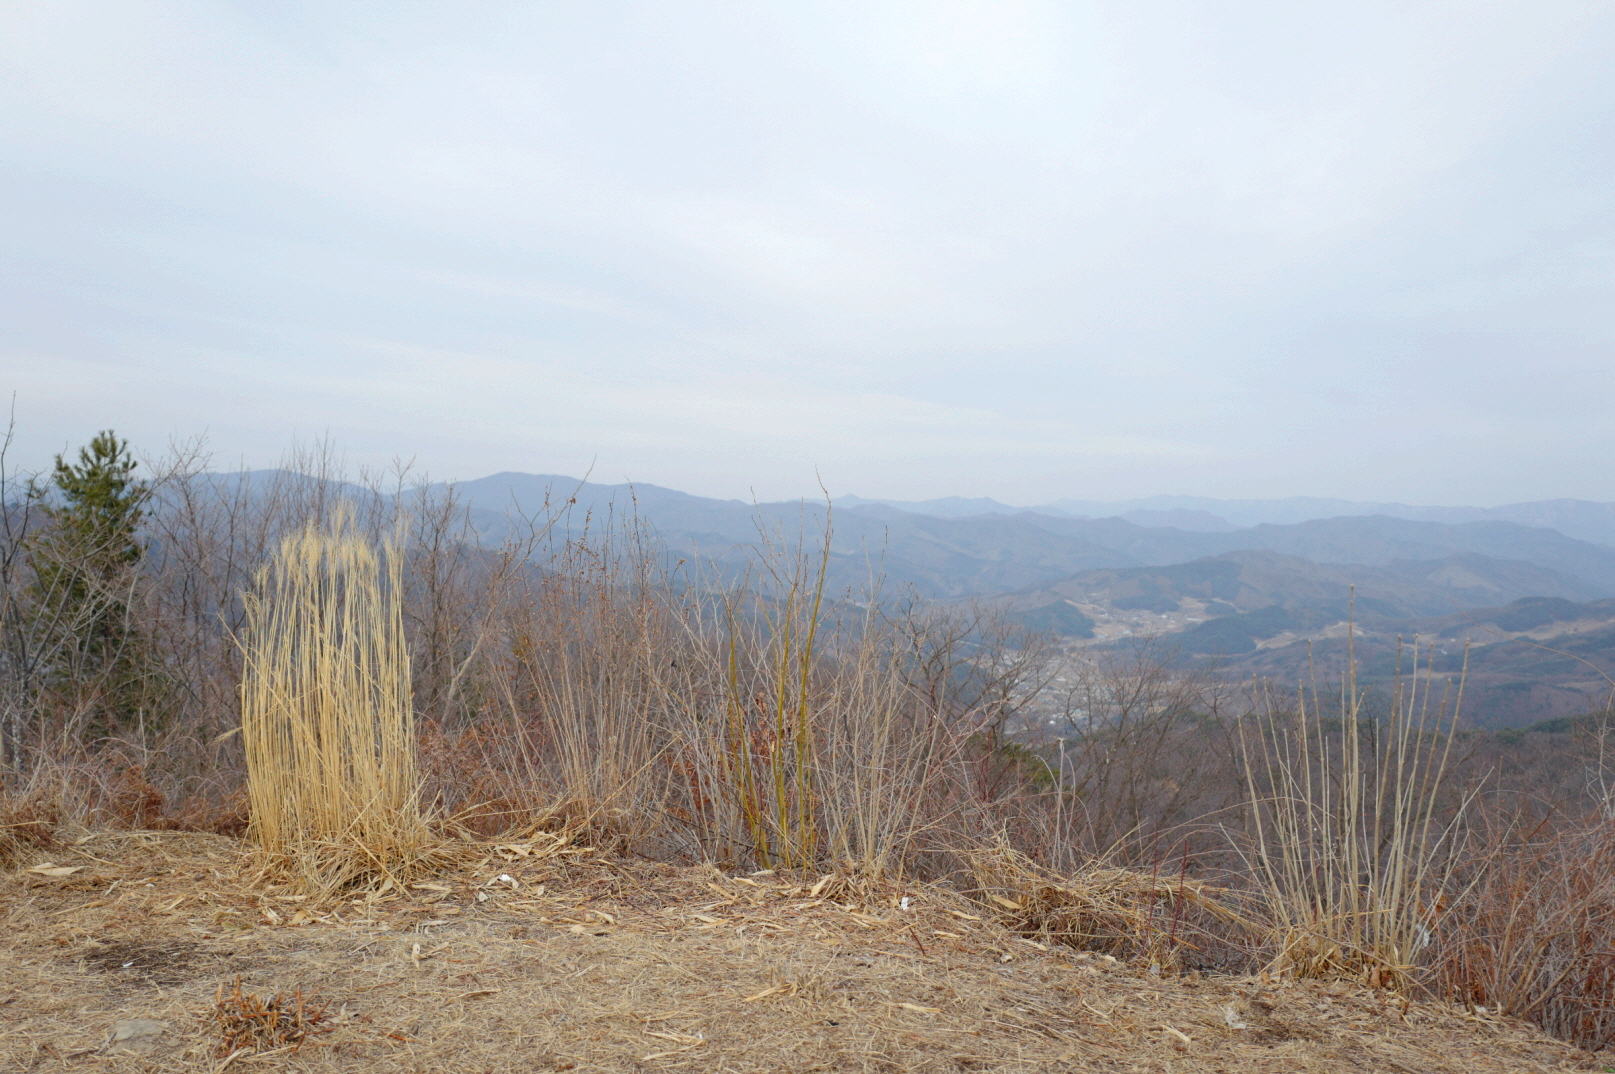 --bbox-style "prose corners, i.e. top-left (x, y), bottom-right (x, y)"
top-left (212, 976), bottom-right (332, 1057)
top-left (239, 508), bottom-right (435, 894)
top-left (963, 840), bottom-right (1253, 967)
